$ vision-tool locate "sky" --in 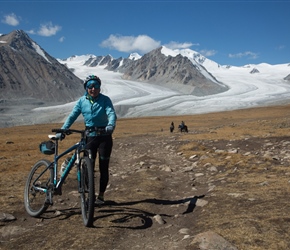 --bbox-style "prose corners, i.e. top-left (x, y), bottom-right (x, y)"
top-left (0, 0), bottom-right (289, 66)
